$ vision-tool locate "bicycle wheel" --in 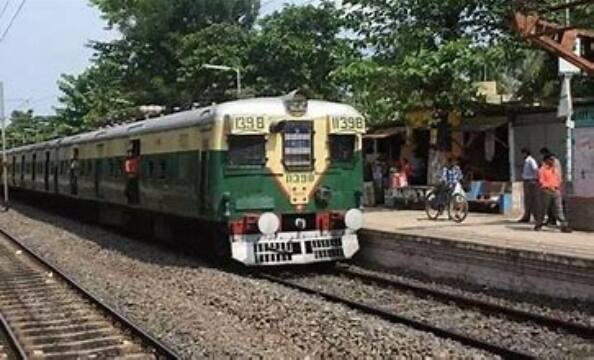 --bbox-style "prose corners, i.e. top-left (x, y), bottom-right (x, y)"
top-left (424, 189), bottom-right (441, 220)
top-left (448, 193), bottom-right (468, 223)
